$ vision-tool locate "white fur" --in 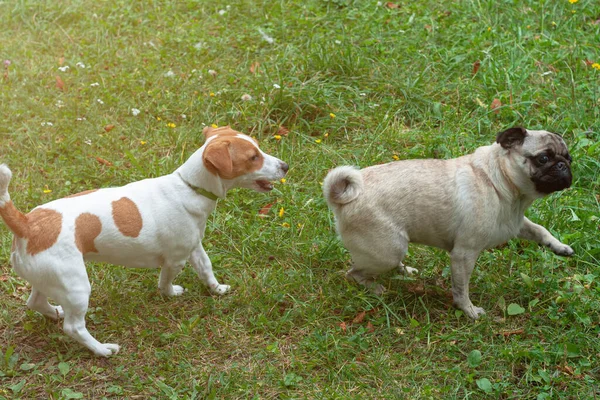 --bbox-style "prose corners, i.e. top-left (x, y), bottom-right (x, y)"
top-left (1, 134), bottom-right (287, 357)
